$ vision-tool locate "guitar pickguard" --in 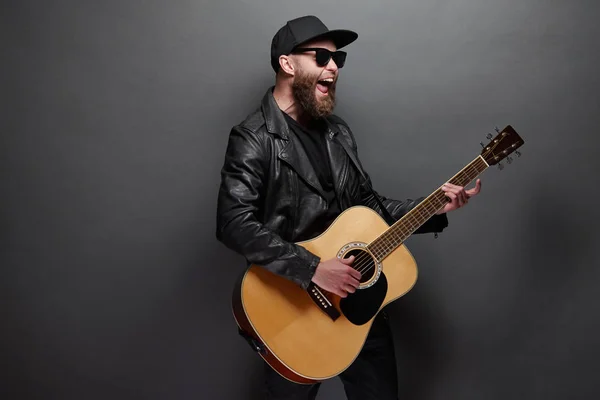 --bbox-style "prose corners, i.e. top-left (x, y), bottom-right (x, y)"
top-left (339, 272), bottom-right (388, 325)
